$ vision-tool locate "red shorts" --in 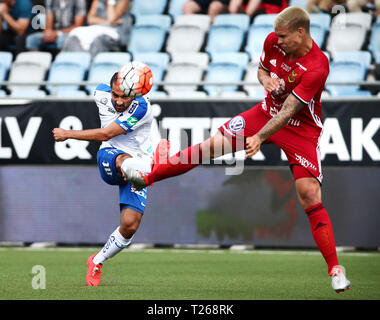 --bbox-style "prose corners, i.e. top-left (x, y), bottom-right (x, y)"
top-left (219, 103), bottom-right (323, 183)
